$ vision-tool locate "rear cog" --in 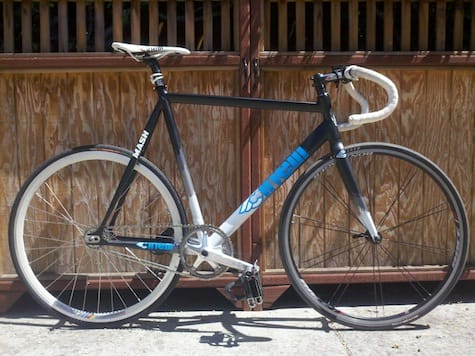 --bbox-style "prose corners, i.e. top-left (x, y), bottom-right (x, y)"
top-left (180, 225), bottom-right (233, 279)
